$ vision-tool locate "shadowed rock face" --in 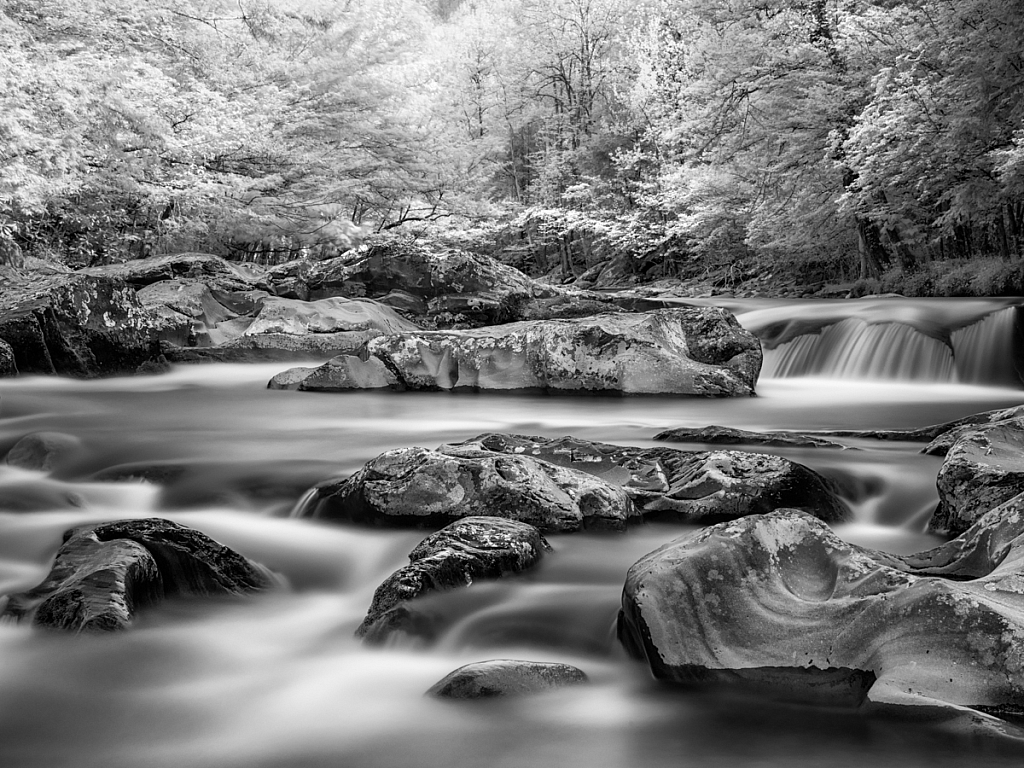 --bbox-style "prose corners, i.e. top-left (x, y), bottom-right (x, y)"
top-left (618, 503), bottom-right (1024, 711)
top-left (365, 307), bottom-right (761, 396)
top-left (2, 518), bottom-right (278, 632)
top-left (358, 516), bottom-right (550, 641)
top-left (0, 273), bottom-right (163, 376)
top-left (933, 419), bottom-right (1024, 536)
top-left (426, 659), bottom-right (588, 699)
top-left (298, 446), bottom-right (638, 532)
top-left (0, 339), bottom-right (16, 376)
top-left (445, 433), bottom-right (849, 524)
